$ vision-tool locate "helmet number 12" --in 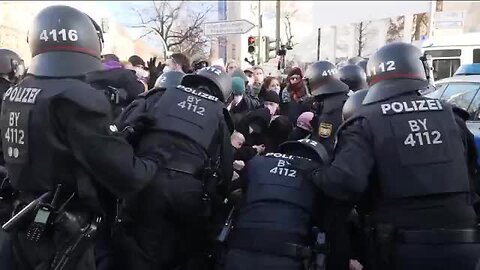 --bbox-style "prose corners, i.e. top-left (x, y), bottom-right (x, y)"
top-left (369, 61), bottom-right (396, 75)
top-left (40, 29), bottom-right (79, 42)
